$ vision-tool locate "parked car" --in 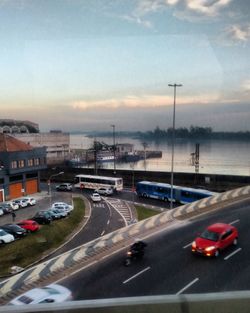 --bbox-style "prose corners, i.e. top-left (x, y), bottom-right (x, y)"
top-left (52, 202), bottom-right (73, 212)
top-left (9, 283), bottom-right (73, 305)
top-left (1, 224), bottom-right (27, 239)
top-left (91, 193), bottom-right (102, 202)
top-left (17, 220), bottom-right (40, 232)
top-left (0, 229), bottom-right (15, 244)
top-left (12, 199), bottom-right (29, 209)
top-left (191, 223), bottom-right (238, 257)
top-left (56, 183), bottom-right (72, 191)
top-left (49, 208), bottom-right (68, 218)
top-left (6, 201), bottom-right (19, 211)
top-left (21, 197), bottom-right (36, 206)
top-left (95, 187), bottom-right (113, 196)
top-left (32, 211), bottom-right (52, 225)
top-left (46, 209), bottom-right (62, 220)
top-left (52, 205), bottom-right (70, 216)
top-left (0, 204), bottom-right (12, 215)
